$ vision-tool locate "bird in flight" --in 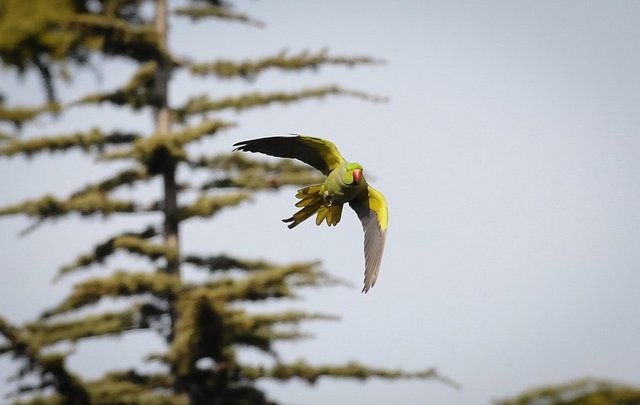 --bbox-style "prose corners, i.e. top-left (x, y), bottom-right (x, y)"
top-left (233, 135), bottom-right (388, 293)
